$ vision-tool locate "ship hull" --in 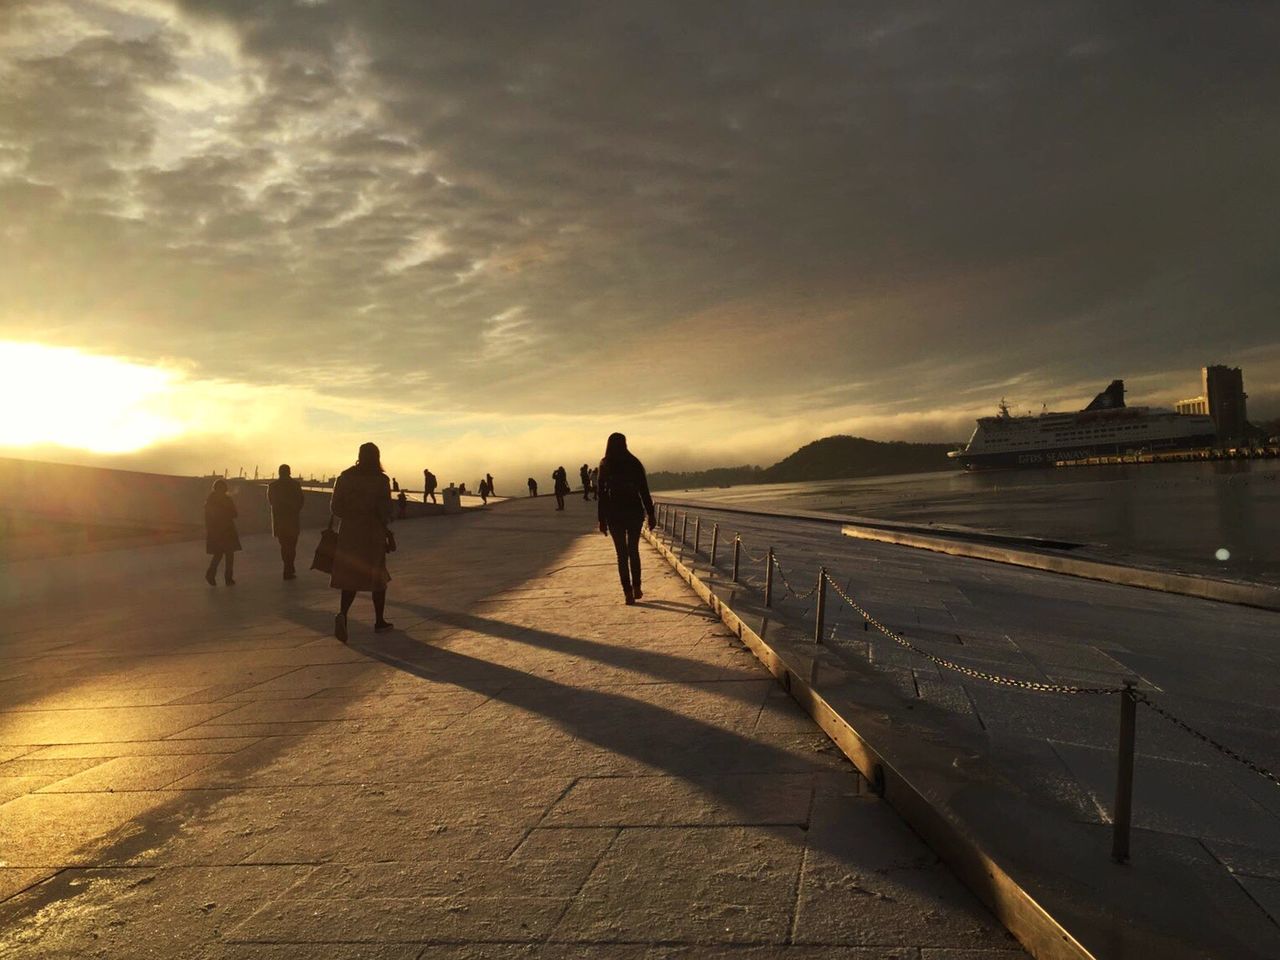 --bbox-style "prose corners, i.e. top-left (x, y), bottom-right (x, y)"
top-left (953, 434), bottom-right (1220, 470)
